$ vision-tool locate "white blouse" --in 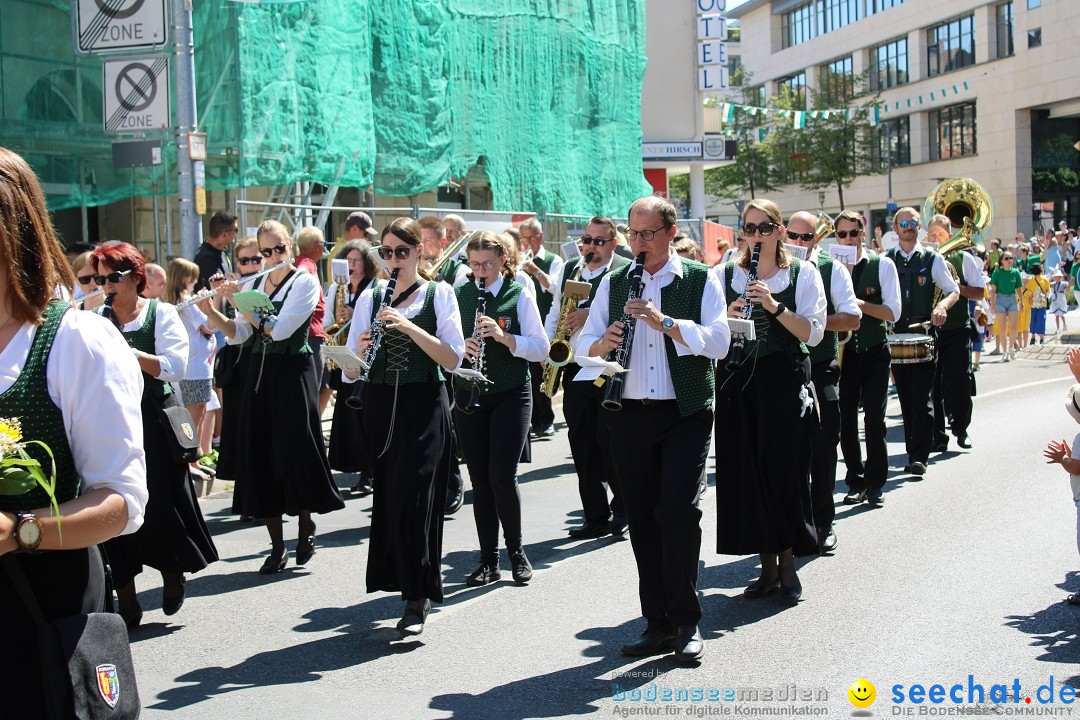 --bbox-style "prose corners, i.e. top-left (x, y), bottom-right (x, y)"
top-left (463, 276), bottom-right (549, 363)
top-left (179, 303), bottom-right (216, 381)
top-left (109, 299), bottom-right (189, 382)
top-left (713, 259), bottom-right (828, 348)
top-left (0, 310), bottom-right (148, 535)
top-left (229, 269), bottom-right (320, 346)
